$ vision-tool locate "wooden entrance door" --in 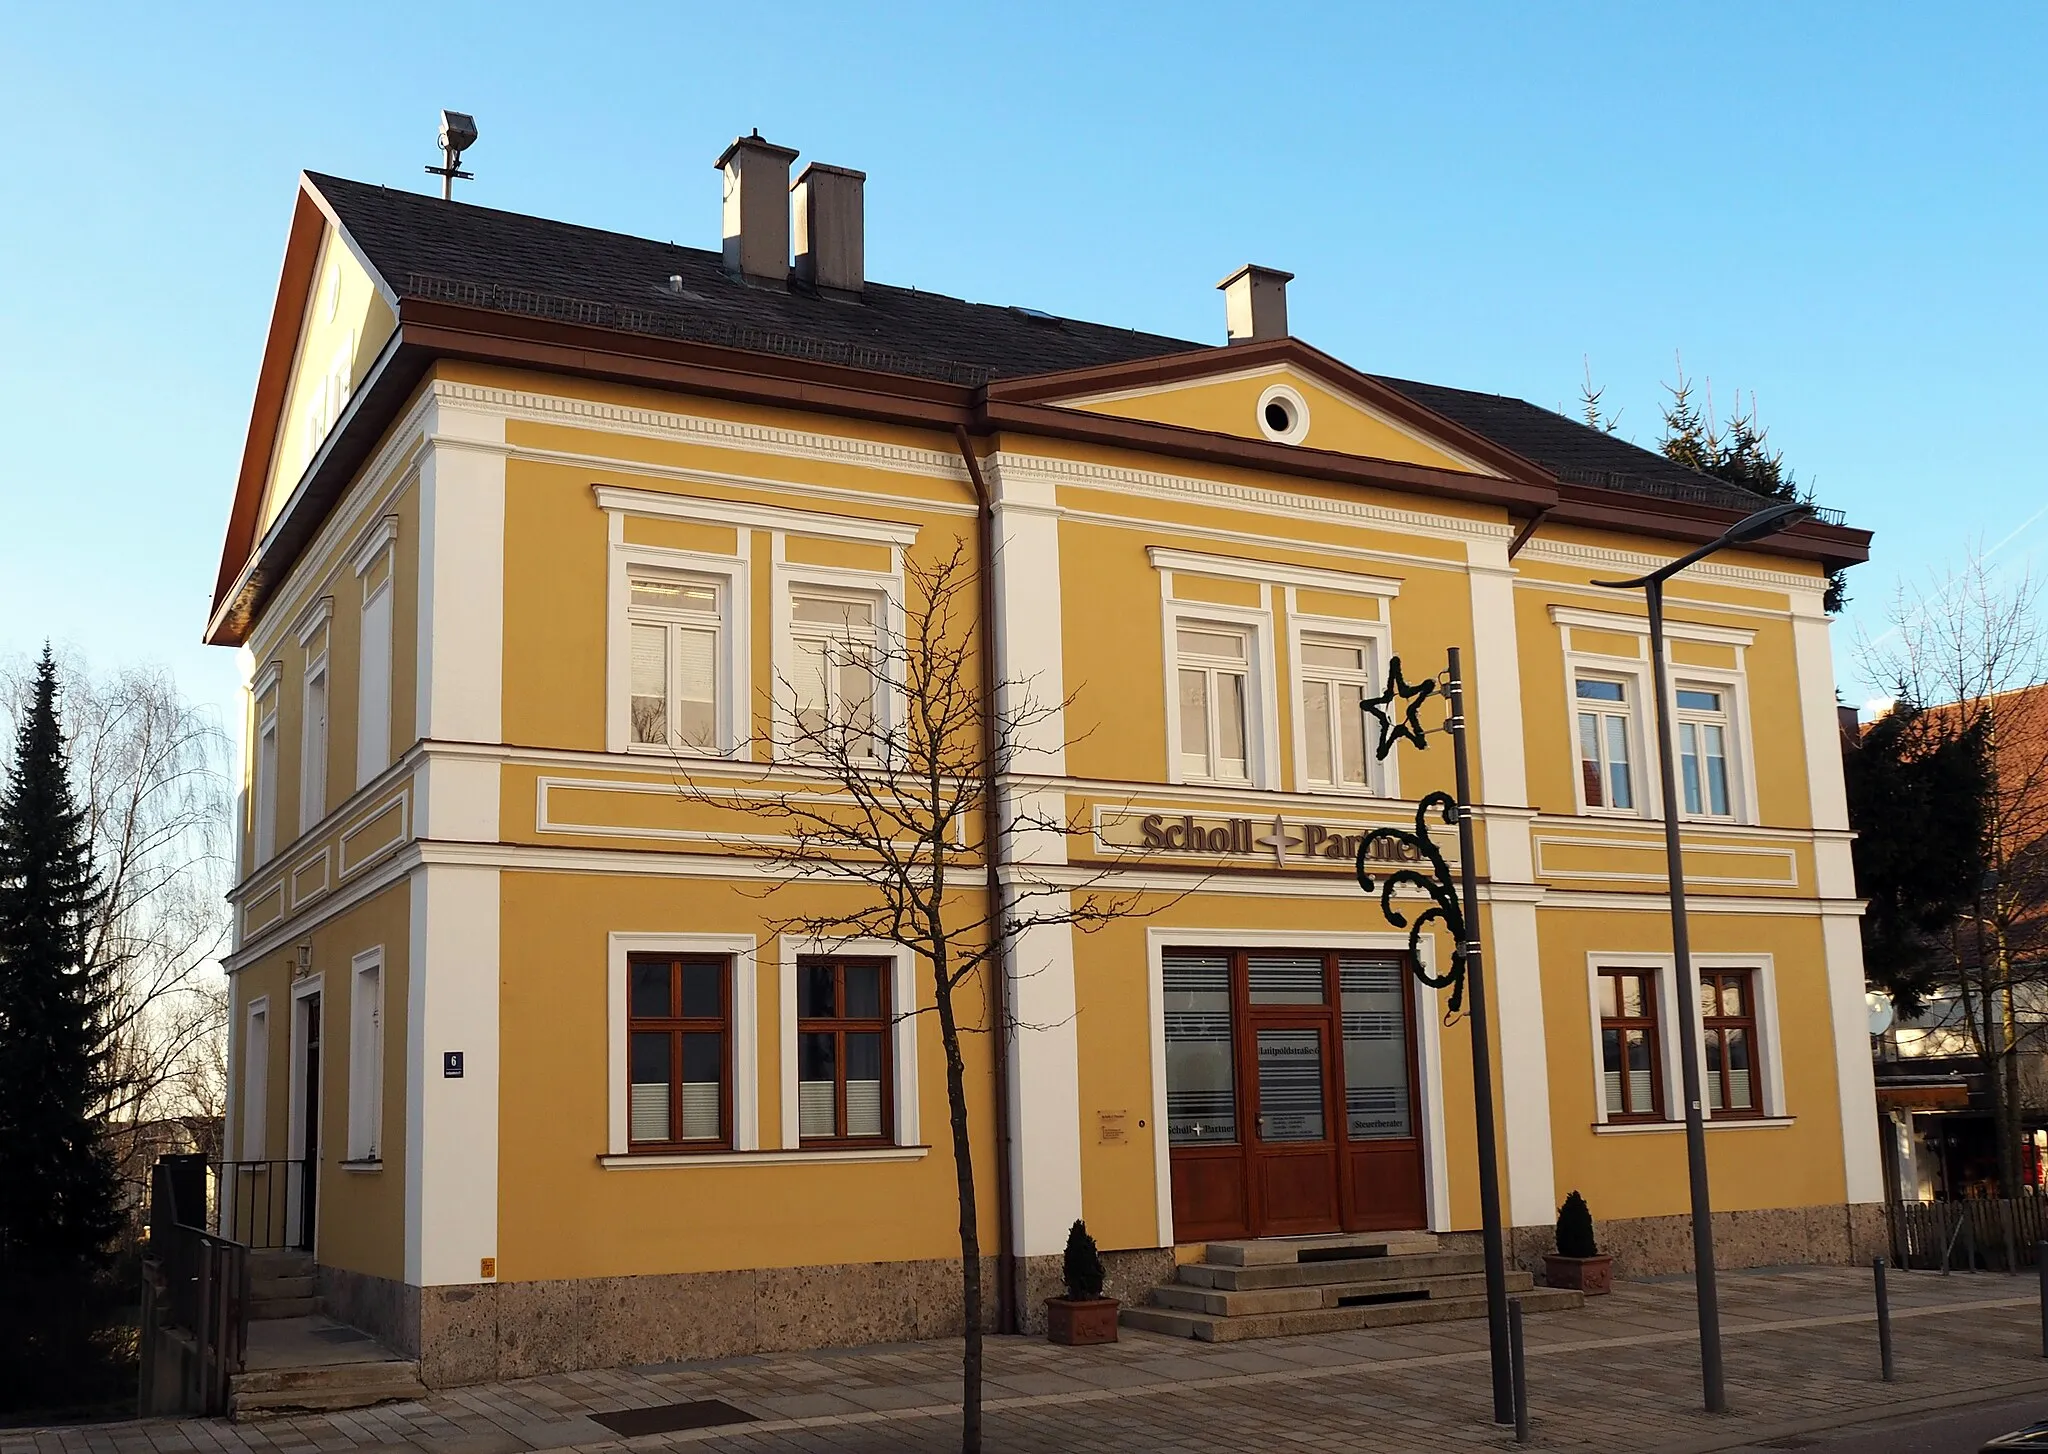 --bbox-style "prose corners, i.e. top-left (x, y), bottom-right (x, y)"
top-left (1166, 948), bottom-right (1426, 1242)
